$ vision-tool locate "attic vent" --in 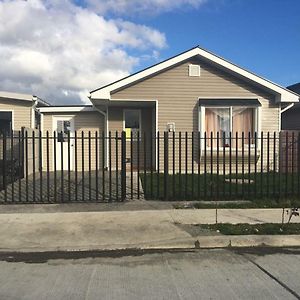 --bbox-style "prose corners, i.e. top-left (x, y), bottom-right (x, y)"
top-left (189, 64), bottom-right (200, 77)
